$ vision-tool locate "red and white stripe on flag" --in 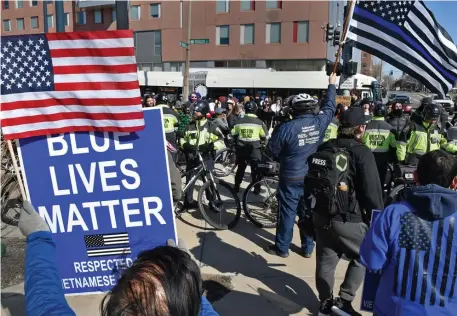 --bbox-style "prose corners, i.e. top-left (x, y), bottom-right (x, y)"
top-left (0, 30), bottom-right (144, 140)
